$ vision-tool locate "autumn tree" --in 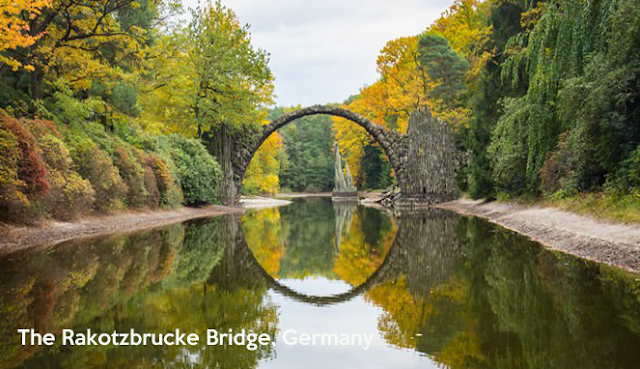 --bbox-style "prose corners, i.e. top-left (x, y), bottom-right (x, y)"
top-left (429, 0), bottom-right (492, 85)
top-left (332, 37), bottom-right (428, 185)
top-left (137, 30), bottom-right (198, 134)
top-left (0, 0), bottom-right (51, 71)
top-left (332, 1), bottom-right (491, 187)
top-left (243, 129), bottom-right (283, 195)
top-left (4, 0), bottom-right (140, 99)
